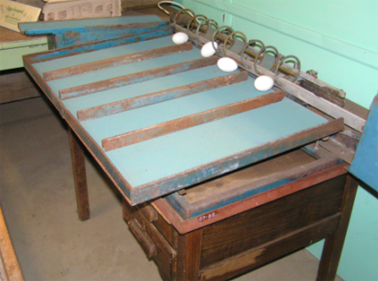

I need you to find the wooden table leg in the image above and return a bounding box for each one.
[316,175,358,281]
[176,229,202,281]
[68,128,90,221]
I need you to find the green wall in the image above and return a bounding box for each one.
[177,1,378,280]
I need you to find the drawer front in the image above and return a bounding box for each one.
[200,175,346,269]
[123,200,176,280]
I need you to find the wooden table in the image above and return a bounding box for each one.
[21,13,358,280]
[69,129,357,281]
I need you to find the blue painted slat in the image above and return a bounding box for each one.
[28,29,172,62]
[54,21,168,48]
[19,15,162,35]
[350,94,378,192]
[33,36,174,73]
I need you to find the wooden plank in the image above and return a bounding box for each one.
[153,164,347,234]
[102,90,285,151]
[77,71,249,121]
[44,42,193,81]
[59,56,218,100]
[0,207,24,281]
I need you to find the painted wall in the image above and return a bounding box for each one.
[177,1,378,280]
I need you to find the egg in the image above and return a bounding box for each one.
[254,75,274,91]
[172,32,189,45]
[201,42,218,57]
[217,57,238,72]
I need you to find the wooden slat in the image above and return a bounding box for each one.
[59,56,218,100]
[77,71,249,121]
[43,42,193,81]
[102,90,285,151]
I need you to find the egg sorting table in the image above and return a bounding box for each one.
[22,10,368,281]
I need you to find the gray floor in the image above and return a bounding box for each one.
[0,95,344,281]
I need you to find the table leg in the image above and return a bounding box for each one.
[316,175,358,281]
[68,127,90,221]
[176,229,202,281]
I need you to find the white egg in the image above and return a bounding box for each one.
[201,42,218,57]
[217,57,238,72]
[172,32,189,45]
[254,75,274,91]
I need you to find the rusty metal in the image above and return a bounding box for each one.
[59,56,219,100]
[77,71,249,121]
[43,42,193,81]
[299,80,346,107]
[102,90,285,151]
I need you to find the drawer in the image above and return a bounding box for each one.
[123,200,176,281]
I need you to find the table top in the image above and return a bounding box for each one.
[24,26,343,205]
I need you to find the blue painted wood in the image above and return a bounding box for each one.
[54,21,168,48]
[19,15,162,35]
[46,49,203,94]
[62,66,233,113]
[34,36,175,72]
[25,33,333,204]
[350,94,378,192]
[29,29,172,62]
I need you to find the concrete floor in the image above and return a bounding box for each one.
[0,95,344,281]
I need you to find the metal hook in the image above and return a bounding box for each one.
[173,8,195,32]
[195,18,218,46]
[253,45,279,76]
[240,39,265,69]
[274,55,301,85]
[223,31,247,57]
[211,26,234,56]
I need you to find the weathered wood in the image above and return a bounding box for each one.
[77,71,249,121]
[43,42,193,81]
[128,219,157,258]
[175,230,202,281]
[102,89,285,151]
[0,207,24,281]
[68,128,90,221]
[199,215,341,281]
[200,175,346,268]
[316,175,358,281]
[123,199,176,280]
[59,56,218,100]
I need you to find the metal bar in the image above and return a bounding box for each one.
[102,90,285,151]
[77,71,249,121]
[44,42,193,81]
[59,56,218,100]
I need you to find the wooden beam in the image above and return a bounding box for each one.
[59,56,218,100]
[43,42,193,81]
[77,71,249,121]
[102,90,285,151]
